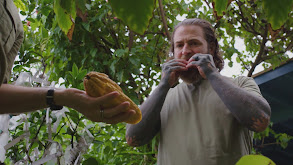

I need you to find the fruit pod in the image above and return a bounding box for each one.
[83,72,142,124]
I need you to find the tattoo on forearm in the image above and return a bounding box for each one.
[126,135,140,147]
[249,112,270,132]
[208,73,271,132]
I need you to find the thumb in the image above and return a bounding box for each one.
[197,67,207,79]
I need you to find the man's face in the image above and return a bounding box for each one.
[173,25,210,84]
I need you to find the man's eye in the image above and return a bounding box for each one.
[176,44,183,48]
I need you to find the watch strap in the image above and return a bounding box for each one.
[46,89,63,110]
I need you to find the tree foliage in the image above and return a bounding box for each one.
[5,0,293,164]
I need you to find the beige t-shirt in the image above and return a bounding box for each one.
[158,76,263,165]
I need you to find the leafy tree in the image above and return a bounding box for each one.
[4,0,293,164]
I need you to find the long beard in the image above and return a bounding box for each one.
[179,68,203,85]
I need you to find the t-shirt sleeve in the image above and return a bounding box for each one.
[235,76,263,98]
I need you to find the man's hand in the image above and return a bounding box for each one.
[161,59,188,87]
[57,89,136,124]
[186,54,217,79]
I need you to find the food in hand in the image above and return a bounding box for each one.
[83,71,142,124]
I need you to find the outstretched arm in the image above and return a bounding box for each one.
[126,59,188,146]
[0,84,135,124]
[187,54,271,132]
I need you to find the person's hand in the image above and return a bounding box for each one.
[57,89,136,124]
[161,59,188,87]
[186,54,217,79]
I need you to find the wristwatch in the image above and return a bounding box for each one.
[46,89,63,110]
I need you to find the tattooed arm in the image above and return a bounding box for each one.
[187,54,271,132]
[126,59,188,146]
[126,83,169,146]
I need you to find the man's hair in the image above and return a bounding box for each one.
[170,18,224,71]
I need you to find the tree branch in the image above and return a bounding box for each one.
[100,36,115,48]
[53,123,66,140]
[91,35,112,55]
[71,117,81,148]
[237,55,250,72]
[285,40,293,52]
[128,30,134,51]
[203,0,211,9]
[103,17,120,49]
[247,24,268,77]
[235,1,261,36]
[158,0,171,41]
[27,114,46,162]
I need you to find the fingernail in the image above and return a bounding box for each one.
[124,101,130,106]
[112,91,119,95]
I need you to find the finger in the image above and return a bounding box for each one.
[188,54,201,63]
[188,53,213,63]
[186,61,207,79]
[168,59,188,64]
[103,101,130,118]
[171,66,188,72]
[162,66,188,77]
[103,110,136,124]
[168,61,187,67]
[95,91,120,104]
[186,60,201,68]
[198,67,207,79]
[164,60,188,69]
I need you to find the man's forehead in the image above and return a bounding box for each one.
[175,37,201,42]
[174,25,204,40]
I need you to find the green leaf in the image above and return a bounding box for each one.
[77,69,88,80]
[27,18,35,23]
[82,22,90,31]
[115,49,126,57]
[20,11,26,15]
[72,63,79,77]
[129,58,140,68]
[90,48,98,57]
[54,0,75,34]
[13,0,27,11]
[76,0,87,13]
[262,0,293,30]
[66,127,74,135]
[41,27,49,38]
[83,157,99,165]
[120,150,156,155]
[228,61,233,67]
[66,109,80,124]
[213,0,229,16]
[117,70,124,82]
[236,57,241,63]
[236,155,276,165]
[109,0,156,35]
[60,0,76,18]
[110,59,119,74]
[29,143,39,155]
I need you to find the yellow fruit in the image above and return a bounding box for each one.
[83,72,142,124]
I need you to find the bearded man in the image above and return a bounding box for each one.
[126,18,271,165]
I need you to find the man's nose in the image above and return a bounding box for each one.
[181,44,192,60]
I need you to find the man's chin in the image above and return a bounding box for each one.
[179,68,202,84]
